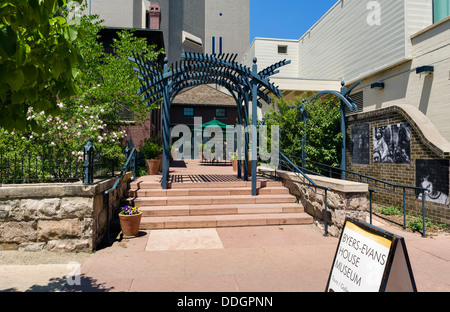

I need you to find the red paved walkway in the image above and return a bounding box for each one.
[62,161,450,292]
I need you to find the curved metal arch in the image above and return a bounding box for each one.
[181,53,288,99]
[129,51,290,192]
[311,90,357,112]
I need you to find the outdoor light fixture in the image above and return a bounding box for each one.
[371,82,384,89]
[416,66,434,75]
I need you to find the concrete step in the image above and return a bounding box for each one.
[140,212,314,230]
[132,194,297,207]
[129,180,283,191]
[140,202,305,217]
[128,186,289,197]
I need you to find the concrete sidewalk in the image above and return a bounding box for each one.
[1,216,449,292]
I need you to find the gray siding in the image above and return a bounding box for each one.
[205,0,250,60]
[297,0,407,83]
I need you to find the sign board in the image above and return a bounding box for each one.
[326,217,417,292]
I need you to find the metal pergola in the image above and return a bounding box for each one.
[129,52,290,195]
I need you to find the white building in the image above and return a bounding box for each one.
[86,0,250,64]
[242,0,450,142]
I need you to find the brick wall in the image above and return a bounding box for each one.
[346,105,450,226]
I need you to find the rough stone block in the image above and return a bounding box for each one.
[60,197,93,219]
[38,219,82,241]
[46,239,91,252]
[0,200,19,219]
[18,198,61,221]
[0,221,37,243]
[18,242,46,252]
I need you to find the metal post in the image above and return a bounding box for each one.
[83,138,95,185]
[161,58,170,190]
[324,188,328,237]
[251,58,258,196]
[422,190,426,238]
[237,95,243,179]
[403,187,406,230]
[340,81,347,180]
[243,92,250,181]
[369,189,376,225]
[301,99,307,169]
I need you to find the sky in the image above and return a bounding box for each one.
[250,0,338,43]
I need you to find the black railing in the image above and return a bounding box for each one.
[280,153,429,237]
[103,138,137,244]
[0,151,121,184]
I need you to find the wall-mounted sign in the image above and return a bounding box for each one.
[415,159,450,205]
[326,217,417,292]
[352,124,370,165]
[373,123,411,164]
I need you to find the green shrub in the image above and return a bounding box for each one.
[378,205,402,216]
[141,140,162,160]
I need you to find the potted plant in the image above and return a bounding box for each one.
[142,140,162,175]
[118,206,142,237]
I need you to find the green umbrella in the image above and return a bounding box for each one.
[194,119,236,133]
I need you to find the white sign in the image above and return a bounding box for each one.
[327,218,417,292]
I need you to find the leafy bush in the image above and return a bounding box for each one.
[262,96,342,173]
[378,205,402,216]
[0,12,164,183]
[141,140,162,160]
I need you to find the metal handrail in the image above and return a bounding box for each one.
[103,143,137,244]
[268,149,332,236]
[282,153,429,237]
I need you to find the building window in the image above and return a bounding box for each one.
[219,37,223,55]
[216,108,226,118]
[433,0,450,23]
[212,36,216,55]
[278,45,288,54]
[183,107,195,117]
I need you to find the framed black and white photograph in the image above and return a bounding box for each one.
[373,123,411,164]
[416,159,449,205]
[352,124,370,165]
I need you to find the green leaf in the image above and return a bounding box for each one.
[25,87,37,101]
[0,26,17,57]
[11,91,25,104]
[67,26,78,41]
[7,70,25,91]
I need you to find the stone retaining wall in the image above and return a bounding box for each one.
[0,173,132,252]
[259,167,368,237]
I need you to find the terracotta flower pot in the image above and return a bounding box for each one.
[146,159,160,175]
[119,212,142,237]
[232,159,237,171]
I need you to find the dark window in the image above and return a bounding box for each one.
[219,37,223,55]
[216,108,226,118]
[278,45,288,54]
[183,107,195,117]
[119,107,135,121]
[212,36,216,55]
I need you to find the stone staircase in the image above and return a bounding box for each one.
[126,177,313,230]
[125,177,314,230]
